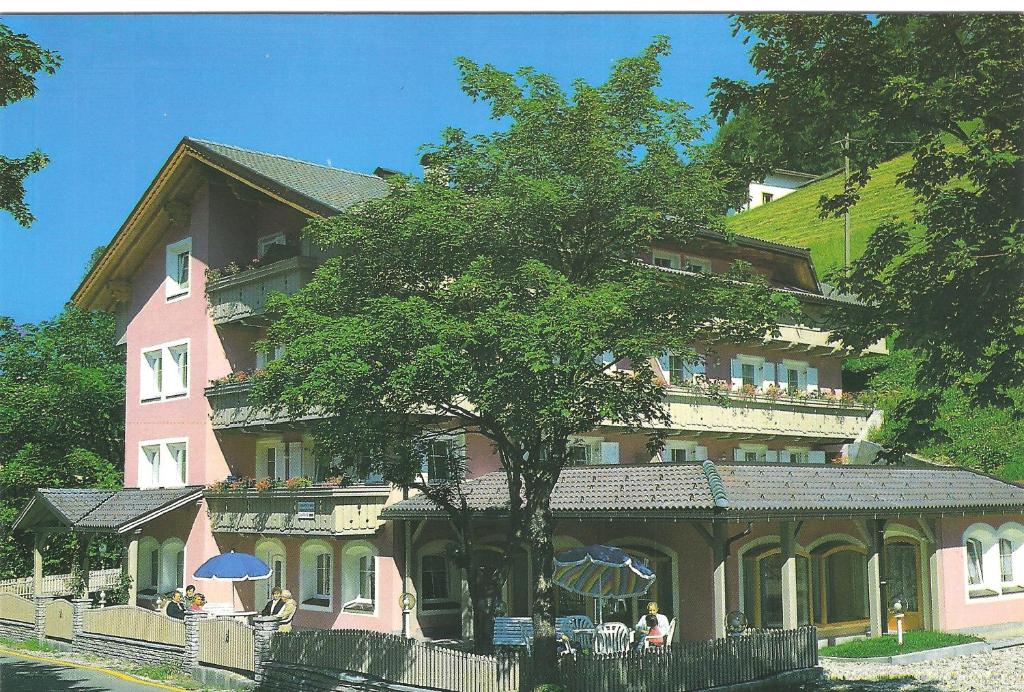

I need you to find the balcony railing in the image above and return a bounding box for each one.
[205,380,325,429]
[205,256,317,325]
[659,384,877,440]
[205,484,398,537]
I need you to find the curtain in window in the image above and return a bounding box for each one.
[1000,538,1014,583]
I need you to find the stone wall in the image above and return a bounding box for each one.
[0,618,34,642]
[74,631,185,668]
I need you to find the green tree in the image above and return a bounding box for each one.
[0,306,125,579]
[0,21,61,227]
[252,38,787,677]
[710,14,1024,451]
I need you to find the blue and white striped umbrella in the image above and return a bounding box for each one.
[553,545,655,623]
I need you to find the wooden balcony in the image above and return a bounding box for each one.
[205,485,400,537]
[205,381,326,430]
[206,256,317,326]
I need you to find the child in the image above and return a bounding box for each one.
[644,613,665,647]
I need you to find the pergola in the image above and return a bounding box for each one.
[13,486,204,600]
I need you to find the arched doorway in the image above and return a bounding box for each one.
[885,539,923,631]
[255,539,287,607]
[602,545,675,627]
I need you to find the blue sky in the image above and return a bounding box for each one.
[0,14,756,323]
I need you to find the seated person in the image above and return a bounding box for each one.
[164,590,186,620]
[635,601,670,646]
[189,593,207,612]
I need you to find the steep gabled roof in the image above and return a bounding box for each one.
[186,139,388,215]
[73,137,389,311]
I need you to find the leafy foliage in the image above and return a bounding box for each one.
[0,21,61,227]
[0,306,125,579]
[711,14,1024,449]
[848,350,1024,479]
[252,38,787,673]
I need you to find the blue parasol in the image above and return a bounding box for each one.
[193,550,271,581]
[553,545,656,624]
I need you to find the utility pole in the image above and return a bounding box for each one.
[844,132,851,272]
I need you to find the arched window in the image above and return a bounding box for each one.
[995,522,1024,595]
[741,542,812,628]
[341,541,377,613]
[255,539,287,606]
[963,523,998,599]
[160,538,185,593]
[299,540,333,611]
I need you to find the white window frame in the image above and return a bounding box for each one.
[137,438,188,489]
[257,232,287,259]
[661,440,708,463]
[420,433,466,483]
[138,537,161,591]
[666,353,704,386]
[996,523,1024,595]
[683,256,712,274]
[165,237,192,301]
[341,541,378,615]
[963,523,1001,600]
[140,339,190,403]
[255,344,286,370]
[567,435,605,466]
[783,447,810,464]
[736,443,769,464]
[299,540,334,612]
[652,250,681,270]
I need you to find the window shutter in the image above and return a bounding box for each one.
[808,450,827,464]
[300,444,315,478]
[695,445,708,461]
[779,450,791,463]
[761,362,776,391]
[806,367,819,393]
[730,358,743,390]
[600,442,619,465]
[165,249,177,293]
[657,448,669,463]
[275,443,287,480]
[733,448,745,462]
[256,350,268,370]
[764,450,779,463]
[658,352,671,382]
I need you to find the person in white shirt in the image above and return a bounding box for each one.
[635,601,670,638]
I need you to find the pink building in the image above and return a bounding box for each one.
[16,137,1024,644]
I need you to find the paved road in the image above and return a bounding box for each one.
[0,652,182,692]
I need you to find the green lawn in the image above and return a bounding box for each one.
[819,630,982,658]
[725,152,918,274]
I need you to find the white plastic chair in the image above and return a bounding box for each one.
[593,622,631,654]
[563,614,594,637]
[665,618,676,647]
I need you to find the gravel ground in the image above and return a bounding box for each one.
[817,647,1024,691]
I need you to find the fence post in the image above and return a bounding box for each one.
[33,595,55,643]
[183,611,202,673]
[70,597,92,644]
[253,615,281,685]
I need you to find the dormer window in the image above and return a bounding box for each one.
[165,238,191,300]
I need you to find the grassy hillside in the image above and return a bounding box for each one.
[725,152,918,274]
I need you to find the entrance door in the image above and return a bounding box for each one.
[885,541,923,631]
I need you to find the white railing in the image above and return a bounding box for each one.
[0,568,122,597]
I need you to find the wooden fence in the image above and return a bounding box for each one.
[556,627,819,692]
[43,599,74,641]
[0,568,121,597]
[198,617,255,673]
[267,629,519,692]
[0,593,35,624]
[83,605,185,647]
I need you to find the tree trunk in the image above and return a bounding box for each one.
[527,499,558,687]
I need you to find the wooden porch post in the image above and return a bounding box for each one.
[712,521,728,638]
[125,530,140,606]
[866,519,884,638]
[32,532,46,596]
[780,521,798,630]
